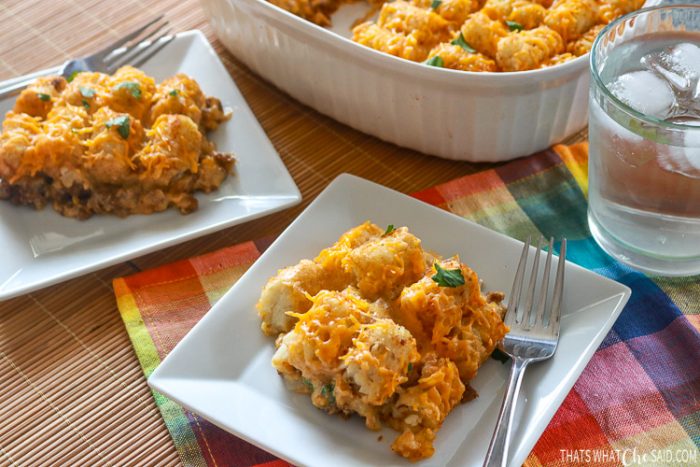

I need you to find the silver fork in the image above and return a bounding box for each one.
[0,15,173,99]
[483,236,567,467]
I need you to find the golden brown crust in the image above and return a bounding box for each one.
[461,11,509,58]
[567,23,605,56]
[543,0,599,43]
[496,26,564,71]
[597,0,644,24]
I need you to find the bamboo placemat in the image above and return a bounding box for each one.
[0,0,585,464]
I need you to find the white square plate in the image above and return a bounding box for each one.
[149,174,631,467]
[0,30,300,300]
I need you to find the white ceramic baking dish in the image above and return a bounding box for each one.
[199,0,655,162]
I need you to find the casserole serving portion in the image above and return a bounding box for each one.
[200,0,655,161]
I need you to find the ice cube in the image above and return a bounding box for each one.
[664,43,700,75]
[658,118,700,179]
[608,70,676,119]
[642,43,700,112]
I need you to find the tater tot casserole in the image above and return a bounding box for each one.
[268,0,644,71]
[257,222,509,460]
[0,66,234,219]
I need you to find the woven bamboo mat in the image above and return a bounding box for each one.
[0,0,586,464]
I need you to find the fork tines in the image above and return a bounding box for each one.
[98,16,173,73]
[506,236,567,333]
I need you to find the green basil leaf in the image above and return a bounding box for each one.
[506,20,524,32]
[302,378,313,391]
[424,56,444,68]
[451,33,476,53]
[37,93,51,101]
[105,115,130,139]
[67,70,82,83]
[82,99,90,110]
[384,224,395,235]
[431,0,442,9]
[169,89,179,97]
[114,81,142,99]
[79,86,95,98]
[407,362,413,372]
[432,262,465,287]
[321,383,336,406]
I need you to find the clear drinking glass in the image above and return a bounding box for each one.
[588,5,700,276]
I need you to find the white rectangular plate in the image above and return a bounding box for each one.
[0,30,300,300]
[149,174,631,467]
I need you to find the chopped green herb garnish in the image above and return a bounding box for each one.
[424,56,444,68]
[432,262,465,288]
[384,224,395,235]
[81,99,90,110]
[506,20,524,32]
[169,89,179,97]
[321,383,336,406]
[302,378,313,391]
[67,70,82,82]
[79,86,95,98]
[407,362,413,372]
[451,33,476,53]
[37,93,50,101]
[105,115,130,139]
[431,0,442,9]
[491,348,510,364]
[114,81,142,99]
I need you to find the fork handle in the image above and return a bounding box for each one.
[483,357,530,467]
[0,65,62,100]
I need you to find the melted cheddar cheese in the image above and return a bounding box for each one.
[259,222,508,460]
[269,0,645,71]
[0,67,234,219]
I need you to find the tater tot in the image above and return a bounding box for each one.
[57,71,111,115]
[108,66,156,122]
[460,12,509,58]
[343,226,426,300]
[508,1,547,29]
[427,43,498,71]
[543,0,599,42]
[567,23,605,56]
[268,0,337,26]
[379,1,451,45]
[598,0,644,24]
[482,0,545,27]
[257,259,327,336]
[13,76,66,119]
[83,107,143,185]
[148,74,206,127]
[481,0,513,19]
[496,26,564,71]
[342,320,420,405]
[136,114,202,184]
[353,22,433,62]
[0,112,42,178]
[414,0,480,27]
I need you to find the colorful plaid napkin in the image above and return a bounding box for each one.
[114,144,700,466]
